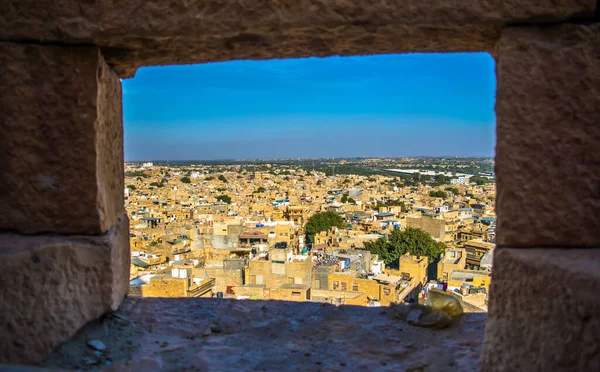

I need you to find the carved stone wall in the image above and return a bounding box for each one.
[0,0,599,368]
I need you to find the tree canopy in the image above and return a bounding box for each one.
[305,211,345,243]
[429,190,447,199]
[445,187,460,196]
[375,199,405,212]
[126,184,136,190]
[216,194,231,204]
[218,175,228,183]
[363,227,446,268]
[180,177,191,184]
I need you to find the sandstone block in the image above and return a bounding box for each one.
[481,248,600,371]
[0,1,596,77]
[495,24,600,247]
[0,217,130,364]
[0,43,124,234]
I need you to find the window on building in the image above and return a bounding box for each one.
[352,284,359,292]
[383,288,391,295]
[333,281,339,290]
[291,291,301,298]
[341,282,347,291]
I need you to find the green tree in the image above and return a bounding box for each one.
[429,190,447,199]
[375,199,405,212]
[180,177,191,184]
[216,194,231,204]
[205,176,215,181]
[445,187,460,196]
[363,227,446,268]
[218,175,228,183]
[150,182,164,188]
[471,176,491,186]
[305,211,345,243]
[255,186,266,193]
[341,195,349,203]
[127,184,136,191]
[348,197,356,204]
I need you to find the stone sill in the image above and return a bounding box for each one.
[39,298,485,371]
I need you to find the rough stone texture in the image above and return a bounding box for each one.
[0,1,595,77]
[0,43,124,235]
[0,217,130,364]
[41,297,486,371]
[481,248,600,371]
[495,24,600,247]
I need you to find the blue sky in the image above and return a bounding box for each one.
[123,53,496,161]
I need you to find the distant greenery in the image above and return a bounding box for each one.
[341,195,356,204]
[466,193,476,198]
[127,185,136,191]
[150,182,164,188]
[471,176,492,186]
[375,199,406,212]
[216,194,231,204]
[218,175,228,183]
[216,187,226,192]
[205,176,215,181]
[306,211,345,243]
[363,227,446,268]
[125,171,148,178]
[429,190,448,199]
[180,177,191,184]
[445,187,460,196]
[255,186,266,193]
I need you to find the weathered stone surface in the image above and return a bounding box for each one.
[495,24,600,247]
[0,1,595,77]
[41,297,486,371]
[0,43,124,234]
[481,248,600,371]
[0,217,130,364]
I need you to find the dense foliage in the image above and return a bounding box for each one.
[218,175,228,183]
[180,177,191,184]
[375,199,406,212]
[341,195,356,204]
[125,170,148,178]
[306,211,345,243]
[363,227,446,268]
[126,185,136,190]
[216,194,232,204]
[429,190,448,199]
[445,187,460,196]
[470,176,492,185]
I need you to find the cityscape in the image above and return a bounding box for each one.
[125,156,495,311]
